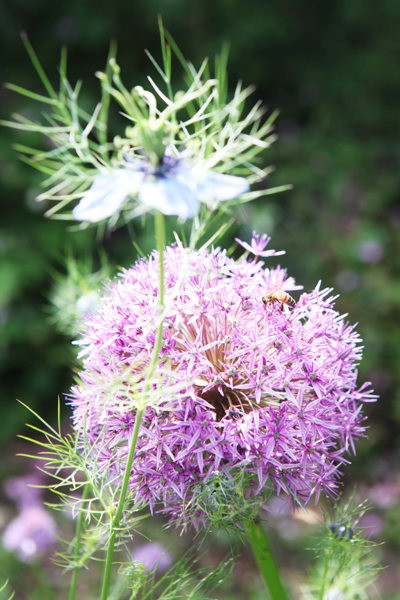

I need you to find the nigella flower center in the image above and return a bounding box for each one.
[133,153,181,179]
[150,155,180,178]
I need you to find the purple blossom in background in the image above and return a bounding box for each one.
[2,472,57,561]
[359,513,385,538]
[4,474,43,511]
[70,233,376,529]
[2,506,57,562]
[358,240,384,264]
[131,542,173,573]
[369,479,400,509]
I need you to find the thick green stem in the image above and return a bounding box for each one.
[247,519,289,600]
[69,483,90,600]
[99,210,166,600]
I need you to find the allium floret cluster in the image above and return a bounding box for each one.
[70,234,375,529]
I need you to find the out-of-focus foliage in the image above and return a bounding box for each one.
[47,251,113,338]
[1,5,400,599]
[1,0,400,460]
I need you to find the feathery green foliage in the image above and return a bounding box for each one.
[302,497,382,600]
[1,25,288,232]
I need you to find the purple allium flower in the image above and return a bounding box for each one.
[131,542,173,573]
[2,471,57,562]
[359,513,384,538]
[2,506,57,562]
[358,240,384,264]
[4,474,43,512]
[70,233,376,529]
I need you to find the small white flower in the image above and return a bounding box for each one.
[72,170,142,222]
[139,176,200,219]
[195,171,250,201]
[73,153,249,222]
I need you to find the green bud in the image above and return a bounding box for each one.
[109,58,120,74]
[95,71,107,81]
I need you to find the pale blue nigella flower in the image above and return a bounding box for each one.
[73,152,250,222]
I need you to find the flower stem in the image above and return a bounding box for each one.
[69,483,90,600]
[144,210,166,388]
[247,519,289,600]
[99,210,166,600]
[319,546,332,600]
[100,405,144,600]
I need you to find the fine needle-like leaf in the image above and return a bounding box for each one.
[98,40,118,148]
[20,31,58,101]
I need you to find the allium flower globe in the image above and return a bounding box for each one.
[70,233,375,529]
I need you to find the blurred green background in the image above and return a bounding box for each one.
[2,0,400,454]
[1,0,400,597]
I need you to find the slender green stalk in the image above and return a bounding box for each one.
[99,209,166,600]
[247,519,289,600]
[20,32,59,101]
[100,405,145,600]
[98,40,118,148]
[69,483,90,600]
[319,546,333,600]
[143,210,166,391]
